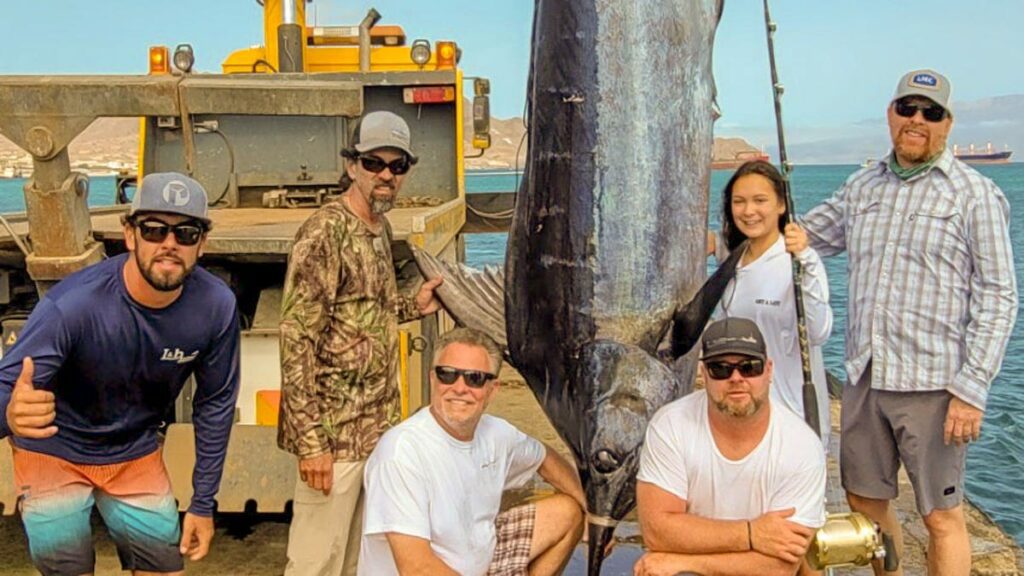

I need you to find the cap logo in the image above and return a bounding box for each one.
[163,181,191,207]
[714,335,758,345]
[911,73,938,88]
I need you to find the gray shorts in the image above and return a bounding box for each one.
[840,373,967,516]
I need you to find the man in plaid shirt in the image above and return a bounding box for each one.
[802,69,1017,575]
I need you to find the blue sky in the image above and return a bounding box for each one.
[2,0,1023,155]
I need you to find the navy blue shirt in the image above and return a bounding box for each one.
[0,253,240,516]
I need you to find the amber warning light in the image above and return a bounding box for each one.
[402,86,456,104]
[436,41,457,69]
[149,46,170,75]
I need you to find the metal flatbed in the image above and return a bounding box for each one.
[0,197,466,262]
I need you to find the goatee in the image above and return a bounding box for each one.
[137,251,194,292]
[371,195,396,214]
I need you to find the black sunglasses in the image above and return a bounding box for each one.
[434,366,496,388]
[359,154,412,176]
[894,98,947,123]
[134,219,205,246]
[704,358,765,380]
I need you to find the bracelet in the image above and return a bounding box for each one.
[747,520,753,551]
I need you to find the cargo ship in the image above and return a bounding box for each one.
[711,149,770,170]
[954,143,1013,164]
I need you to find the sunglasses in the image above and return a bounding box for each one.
[704,358,765,380]
[893,98,947,123]
[359,154,412,175]
[134,219,205,246]
[434,366,496,388]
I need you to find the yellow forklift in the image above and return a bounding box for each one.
[0,0,492,514]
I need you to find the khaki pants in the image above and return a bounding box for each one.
[284,460,366,576]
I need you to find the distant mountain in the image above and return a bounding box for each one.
[0,118,138,174]
[24,92,1015,169]
[464,104,528,170]
[777,94,1024,165]
[0,117,138,156]
[947,94,1024,156]
[464,104,761,169]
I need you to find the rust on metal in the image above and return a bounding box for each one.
[178,76,363,116]
[0,75,180,158]
[162,423,297,513]
[25,243,104,282]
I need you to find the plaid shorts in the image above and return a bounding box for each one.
[486,503,536,576]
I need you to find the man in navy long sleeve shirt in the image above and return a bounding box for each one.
[0,172,240,576]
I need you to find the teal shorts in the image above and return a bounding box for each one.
[14,448,183,575]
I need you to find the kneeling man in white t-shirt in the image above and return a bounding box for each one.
[634,317,826,576]
[359,327,585,576]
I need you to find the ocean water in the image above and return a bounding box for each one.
[460,164,1024,546]
[1,167,1022,545]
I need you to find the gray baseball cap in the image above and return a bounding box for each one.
[130,172,211,225]
[353,111,417,161]
[892,69,952,112]
[701,317,767,362]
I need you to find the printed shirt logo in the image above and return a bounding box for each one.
[161,348,199,364]
[911,73,938,88]
[162,181,191,207]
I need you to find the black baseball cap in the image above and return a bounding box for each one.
[701,318,767,362]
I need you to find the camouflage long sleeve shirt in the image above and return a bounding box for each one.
[277,200,420,461]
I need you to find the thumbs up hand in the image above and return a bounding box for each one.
[5,358,57,439]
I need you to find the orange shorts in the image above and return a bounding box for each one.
[13,447,182,575]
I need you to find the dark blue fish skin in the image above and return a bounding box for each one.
[506,0,724,573]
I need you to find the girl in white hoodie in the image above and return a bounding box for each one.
[711,161,834,440]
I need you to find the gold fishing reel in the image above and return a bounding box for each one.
[806,512,898,571]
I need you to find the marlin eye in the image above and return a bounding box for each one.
[592,449,622,474]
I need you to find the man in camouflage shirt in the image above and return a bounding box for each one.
[278,111,441,576]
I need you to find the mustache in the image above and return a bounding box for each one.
[900,123,929,137]
[153,253,184,265]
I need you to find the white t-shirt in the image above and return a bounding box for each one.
[359,409,546,576]
[715,235,833,438]
[637,390,826,528]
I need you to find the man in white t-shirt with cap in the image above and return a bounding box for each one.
[634,317,826,576]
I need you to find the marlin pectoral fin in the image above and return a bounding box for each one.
[670,240,747,358]
[410,245,509,350]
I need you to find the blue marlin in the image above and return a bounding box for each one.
[415,0,729,572]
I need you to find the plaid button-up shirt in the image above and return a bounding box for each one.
[801,149,1017,410]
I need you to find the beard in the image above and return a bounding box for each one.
[137,251,195,292]
[370,192,396,214]
[895,141,930,164]
[712,390,766,418]
[894,124,941,165]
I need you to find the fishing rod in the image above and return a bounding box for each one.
[761,0,820,438]
[759,15,899,574]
